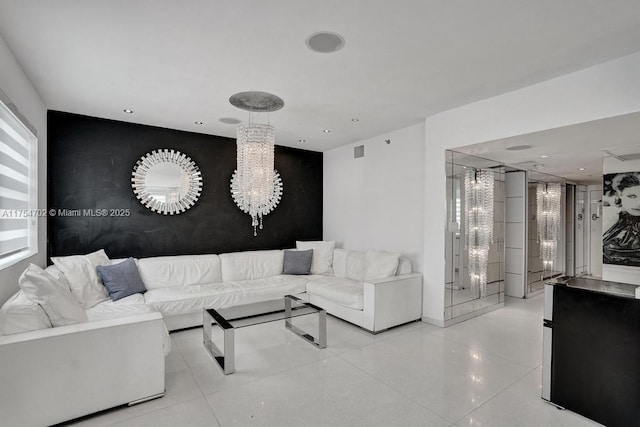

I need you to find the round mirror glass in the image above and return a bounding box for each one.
[131,149,202,215]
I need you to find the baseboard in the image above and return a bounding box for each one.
[423,302,505,328]
[421,316,445,328]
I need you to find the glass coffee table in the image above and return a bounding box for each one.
[203,295,327,374]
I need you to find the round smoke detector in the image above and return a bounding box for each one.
[306,31,345,53]
[229,91,284,112]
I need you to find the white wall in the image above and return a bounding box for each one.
[602,157,640,285]
[0,35,47,306]
[323,122,425,272]
[423,52,640,322]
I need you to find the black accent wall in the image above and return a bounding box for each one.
[47,111,322,259]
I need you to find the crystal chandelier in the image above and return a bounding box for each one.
[228,92,284,236]
[536,183,561,272]
[464,169,494,299]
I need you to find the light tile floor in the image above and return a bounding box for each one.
[63,295,601,427]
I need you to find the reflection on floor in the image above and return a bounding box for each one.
[62,295,600,427]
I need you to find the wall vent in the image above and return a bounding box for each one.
[354,145,364,158]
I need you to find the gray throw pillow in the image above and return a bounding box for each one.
[96,258,147,301]
[283,249,313,275]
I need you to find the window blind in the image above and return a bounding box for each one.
[0,100,36,258]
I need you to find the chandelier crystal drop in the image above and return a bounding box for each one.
[464,169,494,299]
[536,183,561,272]
[230,123,283,236]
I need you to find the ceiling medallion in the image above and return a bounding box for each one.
[229,91,284,113]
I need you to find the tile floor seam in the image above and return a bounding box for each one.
[334,351,453,424]
[202,394,223,427]
[451,364,541,425]
[173,335,209,400]
[199,352,341,399]
[107,396,210,427]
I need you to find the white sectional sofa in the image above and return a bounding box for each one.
[0,244,422,426]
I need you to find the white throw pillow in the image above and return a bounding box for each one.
[18,264,88,327]
[51,249,111,308]
[345,251,366,281]
[296,240,335,275]
[365,250,400,281]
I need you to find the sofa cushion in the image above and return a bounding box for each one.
[97,258,147,301]
[219,250,284,282]
[306,276,364,310]
[296,241,335,275]
[51,249,111,308]
[0,290,52,335]
[365,250,400,281]
[332,249,349,278]
[345,251,366,282]
[397,256,412,275]
[85,302,171,356]
[85,302,161,322]
[144,275,307,316]
[137,254,222,289]
[283,249,313,275]
[18,264,88,327]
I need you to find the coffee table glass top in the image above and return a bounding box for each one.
[203,295,327,374]
[205,295,322,329]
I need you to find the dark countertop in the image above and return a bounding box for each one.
[547,276,640,299]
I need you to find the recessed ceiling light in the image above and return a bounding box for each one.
[306,31,345,53]
[506,145,531,151]
[298,139,306,143]
[351,118,359,122]
[541,155,549,158]
[533,164,545,170]
[194,121,203,125]
[123,109,133,114]
[219,117,242,125]
[578,167,586,171]
[322,129,331,133]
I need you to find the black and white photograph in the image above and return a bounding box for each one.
[603,172,640,266]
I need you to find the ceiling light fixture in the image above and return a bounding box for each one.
[194,121,203,125]
[464,169,494,299]
[322,129,331,133]
[351,118,359,122]
[229,91,284,236]
[123,109,133,114]
[578,167,586,171]
[537,183,562,273]
[298,139,306,143]
[541,155,549,158]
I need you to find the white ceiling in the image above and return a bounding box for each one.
[454,112,640,184]
[1,1,640,164]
